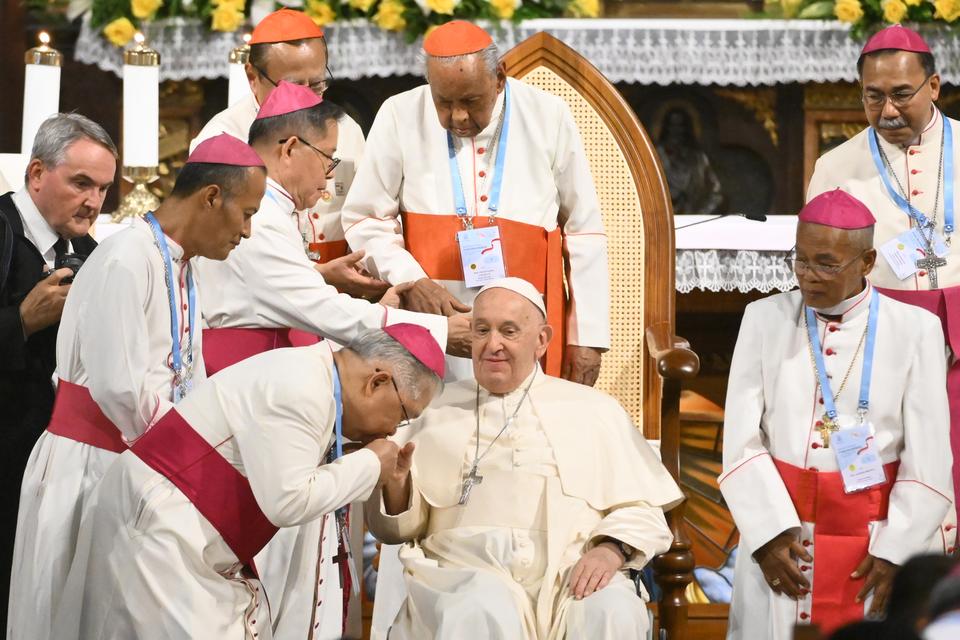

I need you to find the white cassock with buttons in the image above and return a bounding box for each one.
[720,285,955,640]
[10,217,206,640]
[365,368,682,640]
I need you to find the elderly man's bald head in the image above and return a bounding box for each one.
[472,286,552,395]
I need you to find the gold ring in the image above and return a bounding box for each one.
[770,578,782,587]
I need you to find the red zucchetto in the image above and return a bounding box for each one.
[249,8,324,45]
[423,21,493,57]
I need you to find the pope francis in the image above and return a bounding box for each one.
[365,277,683,639]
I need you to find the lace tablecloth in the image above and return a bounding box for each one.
[676,249,797,293]
[75,18,960,85]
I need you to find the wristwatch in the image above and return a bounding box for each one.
[598,536,632,560]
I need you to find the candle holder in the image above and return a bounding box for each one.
[115,33,162,222]
[21,31,63,154]
[113,167,161,222]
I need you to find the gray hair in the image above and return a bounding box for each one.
[29,113,118,175]
[422,43,500,80]
[346,328,442,401]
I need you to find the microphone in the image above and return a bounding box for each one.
[675,212,767,231]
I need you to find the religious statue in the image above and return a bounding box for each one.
[655,107,724,215]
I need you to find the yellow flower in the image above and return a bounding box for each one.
[349,0,377,11]
[935,0,960,21]
[131,0,162,19]
[780,0,803,18]
[306,0,336,25]
[882,0,907,21]
[425,0,456,14]
[904,0,921,5]
[374,0,407,31]
[490,0,517,19]
[210,4,244,31]
[834,0,864,23]
[103,17,136,47]
[212,0,246,11]
[568,0,600,18]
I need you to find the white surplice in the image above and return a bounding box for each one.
[52,344,381,640]
[365,369,682,640]
[807,109,960,290]
[191,93,366,259]
[196,179,447,345]
[9,217,205,640]
[719,286,955,640]
[341,78,610,378]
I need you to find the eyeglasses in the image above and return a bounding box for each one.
[786,250,867,277]
[862,74,932,110]
[278,137,341,173]
[251,62,333,96]
[389,376,412,428]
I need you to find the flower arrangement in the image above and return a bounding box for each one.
[770,0,960,37]
[81,0,599,47]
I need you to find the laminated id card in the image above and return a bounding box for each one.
[832,424,887,493]
[879,227,949,280]
[457,226,507,288]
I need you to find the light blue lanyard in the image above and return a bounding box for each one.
[868,114,954,236]
[447,82,512,222]
[330,358,344,460]
[144,212,195,402]
[804,289,880,423]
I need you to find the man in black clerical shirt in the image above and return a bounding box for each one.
[0,113,116,628]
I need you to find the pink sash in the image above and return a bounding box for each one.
[203,327,321,376]
[46,380,126,453]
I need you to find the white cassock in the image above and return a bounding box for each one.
[719,286,955,640]
[9,217,205,640]
[341,77,610,380]
[52,344,381,640]
[191,93,365,263]
[807,108,960,290]
[365,368,683,640]
[194,177,445,640]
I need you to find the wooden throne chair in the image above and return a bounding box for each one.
[502,33,700,640]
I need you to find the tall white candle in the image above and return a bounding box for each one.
[122,33,160,169]
[228,34,252,108]
[21,32,62,154]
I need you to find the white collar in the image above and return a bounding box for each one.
[265,178,296,214]
[132,215,186,263]
[12,187,61,257]
[813,281,873,321]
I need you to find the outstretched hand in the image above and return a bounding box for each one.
[315,250,391,300]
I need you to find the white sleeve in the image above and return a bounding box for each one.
[233,383,382,528]
[870,316,953,564]
[341,100,430,284]
[78,259,169,441]
[584,501,673,571]
[553,101,610,350]
[364,482,430,544]
[718,303,802,553]
[236,212,447,347]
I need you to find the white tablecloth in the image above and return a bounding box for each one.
[74,18,960,86]
[675,215,798,294]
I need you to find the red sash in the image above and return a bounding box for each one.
[130,409,278,569]
[203,328,321,376]
[876,285,960,522]
[401,211,566,375]
[774,458,899,635]
[308,239,348,265]
[46,380,126,453]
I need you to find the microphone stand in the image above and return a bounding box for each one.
[675,212,768,231]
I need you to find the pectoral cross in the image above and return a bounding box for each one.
[458,465,483,505]
[818,414,840,449]
[331,546,350,589]
[916,254,948,290]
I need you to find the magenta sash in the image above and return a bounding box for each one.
[46,380,126,453]
[203,327,321,376]
[130,409,278,568]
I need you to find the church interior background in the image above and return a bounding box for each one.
[3,0,959,636]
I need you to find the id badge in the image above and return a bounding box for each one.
[879,228,950,280]
[832,423,887,494]
[457,226,507,288]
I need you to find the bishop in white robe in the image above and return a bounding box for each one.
[52,325,446,640]
[341,21,609,385]
[8,136,267,640]
[806,25,960,509]
[720,190,955,639]
[191,7,365,266]
[365,278,682,640]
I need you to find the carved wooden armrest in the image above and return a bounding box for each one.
[645,322,700,381]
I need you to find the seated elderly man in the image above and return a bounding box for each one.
[365,277,683,639]
[52,325,445,640]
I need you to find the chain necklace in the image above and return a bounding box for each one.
[458,368,536,505]
[452,95,507,228]
[876,122,946,251]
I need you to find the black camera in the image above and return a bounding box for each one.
[54,253,87,285]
